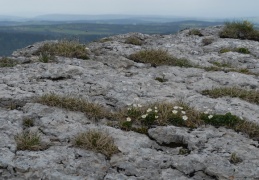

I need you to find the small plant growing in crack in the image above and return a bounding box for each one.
[230,152,242,164]
[155,74,168,83]
[22,118,35,128]
[15,130,46,151]
[178,148,191,155]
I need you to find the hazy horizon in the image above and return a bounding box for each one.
[0,0,258,19]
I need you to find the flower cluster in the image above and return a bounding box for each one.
[141,106,159,126]
[172,106,188,121]
[203,107,214,119]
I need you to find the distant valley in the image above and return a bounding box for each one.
[0,14,258,56]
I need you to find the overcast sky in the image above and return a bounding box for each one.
[0,0,258,18]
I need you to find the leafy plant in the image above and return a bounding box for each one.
[74,129,120,158]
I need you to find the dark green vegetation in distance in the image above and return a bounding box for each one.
[0,20,222,56]
[37,93,259,140]
[219,21,259,41]
[128,49,193,67]
[202,87,259,105]
[35,40,89,60]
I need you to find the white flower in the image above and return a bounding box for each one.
[141,114,147,118]
[155,110,158,113]
[179,107,183,110]
[204,111,209,114]
[133,104,137,107]
[172,110,178,114]
[182,115,188,121]
[181,111,186,114]
[127,108,131,110]
[154,106,158,110]
[137,104,142,108]
[208,115,213,119]
[155,116,159,119]
[126,117,131,122]
[173,106,179,109]
[147,108,152,113]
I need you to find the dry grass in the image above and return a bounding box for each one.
[202,38,214,45]
[35,40,89,60]
[188,29,203,36]
[202,87,259,105]
[74,129,119,158]
[15,130,44,151]
[37,94,108,120]
[128,49,193,67]
[0,57,17,67]
[125,36,143,45]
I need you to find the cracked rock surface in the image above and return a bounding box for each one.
[1,26,259,179]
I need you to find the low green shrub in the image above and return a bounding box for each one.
[219,21,259,41]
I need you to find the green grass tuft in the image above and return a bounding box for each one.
[128,49,193,67]
[15,130,44,151]
[35,40,89,60]
[0,57,17,67]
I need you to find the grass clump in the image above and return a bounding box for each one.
[22,118,35,128]
[235,47,250,54]
[15,130,43,151]
[229,152,242,164]
[202,38,214,45]
[202,87,259,105]
[128,49,193,67]
[188,29,203,36]
[219,21,259,41]
[219,47,250,54]
[35,40,89,60]
[38,52,56,63]
[37,94,108,120]
[74,129,119,158]
[0,57,17,67]
[125,36,143,45]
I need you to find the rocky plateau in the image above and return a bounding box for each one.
[1,25,259,180]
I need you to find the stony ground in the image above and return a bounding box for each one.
[1,26,259,179]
